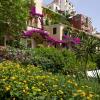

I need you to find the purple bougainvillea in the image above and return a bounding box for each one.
[30,6,36,15]
[23,29,81,45]
[23,28,48,36]
[73,37,80,44]
[63,35,80,44]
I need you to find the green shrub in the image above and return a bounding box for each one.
[61,49,79,75]
[33,47,66,72]
[95,53,100,69]
[33,56,54,71]
[4,47,82,74]
[5,47,96,75]
[0,61,99,100]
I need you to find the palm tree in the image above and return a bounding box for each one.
[75,34,100,77]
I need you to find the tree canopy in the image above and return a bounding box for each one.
[0,0,29,36]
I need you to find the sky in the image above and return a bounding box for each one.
[44,0,100,32]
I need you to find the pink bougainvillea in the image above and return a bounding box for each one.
[23,29,81,45]
[73,37,80,44]
[63,34,80,44]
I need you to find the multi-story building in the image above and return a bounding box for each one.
[23,0,65,48]
[22,0,81,48]
[71,14,93,33]
[22,0,45,48]
[47,0,75,15]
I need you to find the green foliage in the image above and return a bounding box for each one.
[0,61,99,100]
[45,18,49,25]
[75,34,100,71]
[33,47,65,73]
[43,7,70,25]
[4,46,97,75]
[4,47,78,73]
[95,53,100,69]
[0,0,29,36]
[61,49,78,75]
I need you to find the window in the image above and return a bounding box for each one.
[64,32,67,35]
[56,7,58,12]
[53,28,57,34]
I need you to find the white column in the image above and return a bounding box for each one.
[31,39,36,48]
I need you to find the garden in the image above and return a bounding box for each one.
[0,0,100,100]
[0,46,100,100]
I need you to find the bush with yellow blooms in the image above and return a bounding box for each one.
[0,61,99,100]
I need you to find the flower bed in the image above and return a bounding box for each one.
[0,61,99,100]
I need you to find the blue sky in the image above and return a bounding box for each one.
[44,0,100,32]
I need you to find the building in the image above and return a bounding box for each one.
[47,0,75,15]
[44,23,65,41]
[71,14,93,33]
[22,0,45,48]
[23,0,67,48]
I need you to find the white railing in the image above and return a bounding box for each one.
[87,70,100,78]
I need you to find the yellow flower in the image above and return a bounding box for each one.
[73,93,78,97]
[73,83,78,87]
[80,92,86,97]
[36,88,41,92]
[23,89,26,93]
[87,97,92,100]
[16,64,20,68]
[60,98,63,100]
[25,86,29,90]
[5,85,11,91]
[77,89,83,93]
[88,93,94,98]
[32,86,41,92]
[23,80,27,83]
[32,86,35,90]
[67,80,73,84]
[10,76,16,80]
[27,71,31,73]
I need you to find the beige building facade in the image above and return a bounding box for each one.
[44,24,65,41]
